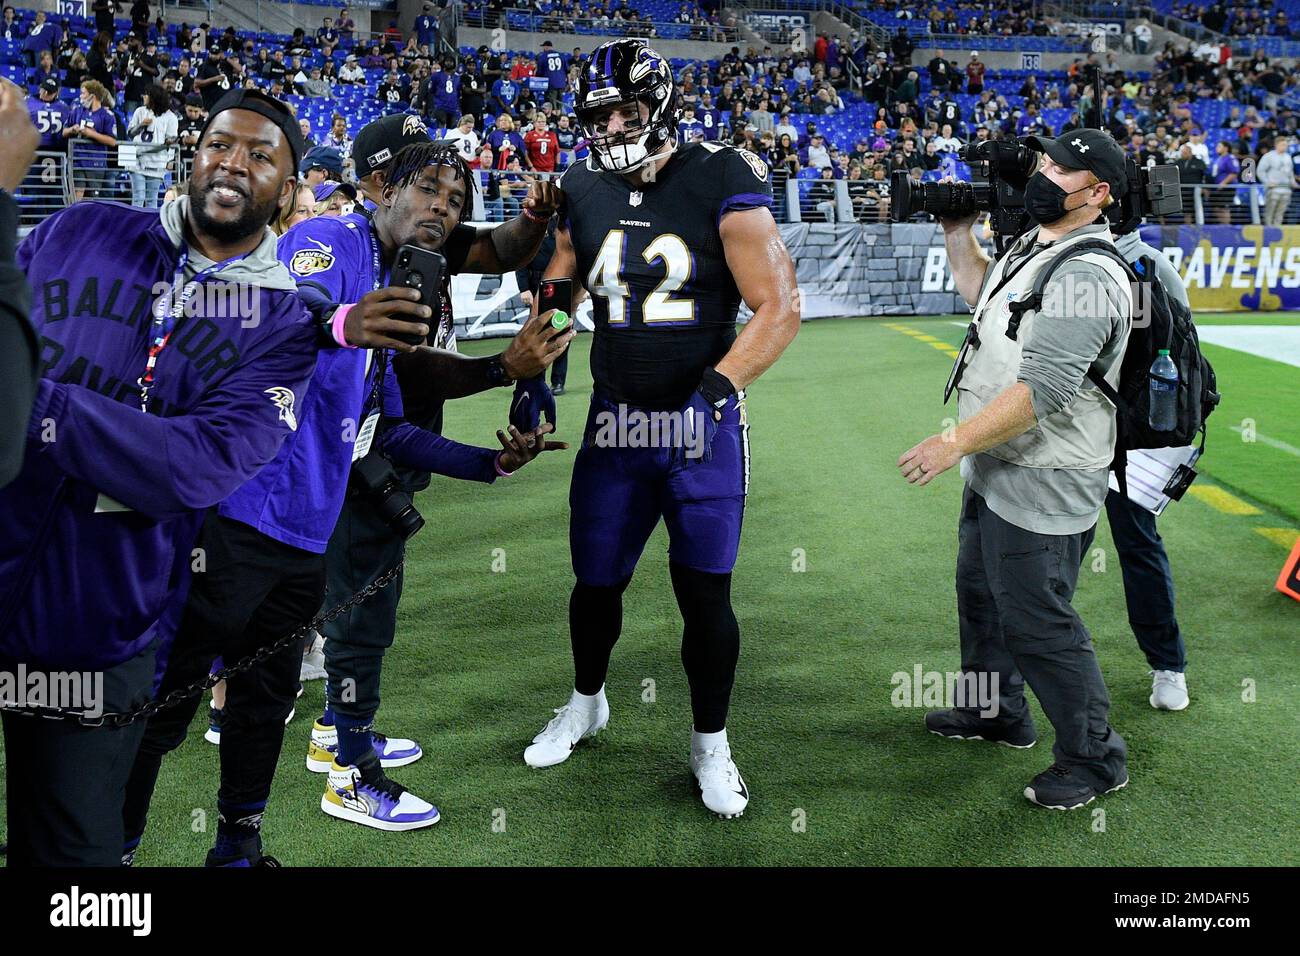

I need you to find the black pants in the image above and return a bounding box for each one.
[322,495,406,722]
[550,344,569,389]
[2,644,156,866]
[122,513,325,847]
[955,486,1127,791]
[1104,489,1185,672]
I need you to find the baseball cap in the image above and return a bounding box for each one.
[204,89,308,171]
[313,181,358,204]
[1024,128,1129,197]
[351,113,434,179]
[300,145,344,176]
[40,77,59,94]
[185,93,204,108]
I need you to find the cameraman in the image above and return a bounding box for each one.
[898,129,1132,811]
[1108,216,1191,711]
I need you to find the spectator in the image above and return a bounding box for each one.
[966,51,986,96]
[524,112,558,173]
[317,17,339,58]
[805,132,831,170]
[63,80,116,201]
[486,111,525,170]
[340,55,365,85]
[272,182,315,237]
[1257,135,1298,225]
[1211,139,1239,223]
[22,9,60,70]
[324,114,352,156]
[415,3,439,50]
[337,7,355,43]
[446,113,480,163]
[176,93,206,166]
[377,70,407,106]
[302,67,333,99]
[125,85,178,208]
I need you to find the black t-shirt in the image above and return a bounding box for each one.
[390,221,476,490]
[262,60,287,83]
[559,143,773,408]
[125,52,157,101]
[197,59,232,109]
[177,114,205,162]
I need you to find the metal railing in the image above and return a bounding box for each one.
[16,151,72,227]
[458,10,740,44]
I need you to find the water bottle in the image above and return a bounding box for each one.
[1148,349,1179,432]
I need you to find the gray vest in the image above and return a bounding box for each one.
[957,226,1133,471]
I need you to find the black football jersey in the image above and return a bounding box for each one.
[559,142,773,409]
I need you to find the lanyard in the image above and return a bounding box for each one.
[139,247,247,413]
[363,224,388,419]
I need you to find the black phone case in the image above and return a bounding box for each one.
[389,245,446,346]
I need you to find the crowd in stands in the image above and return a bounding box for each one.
[7,0,1300,224]
[1167,1,1297,40]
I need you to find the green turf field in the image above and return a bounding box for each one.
[10,314,1297,867]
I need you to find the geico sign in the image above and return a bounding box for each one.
[747,14,808,28]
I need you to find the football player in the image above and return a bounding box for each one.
[522,40,800,819]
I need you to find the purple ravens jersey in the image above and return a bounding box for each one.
[26,95,72,150]
[558,141,772,409]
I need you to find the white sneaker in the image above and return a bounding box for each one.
[691,742,749,819]
[523,694,609,768]
[1150,670,1189,711]
[300,630,327,682]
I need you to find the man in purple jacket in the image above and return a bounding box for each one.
[0,89,318,867]
[120,140,570,862]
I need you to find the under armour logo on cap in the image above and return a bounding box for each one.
[1072,138,1090,153]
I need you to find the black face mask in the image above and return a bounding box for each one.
[1024,171,1094,225]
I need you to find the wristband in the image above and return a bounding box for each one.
[331,304,358,348]
[521,205,551,224]
[494,451,515,477]
[698,366,736,411]
[487,353,514,387]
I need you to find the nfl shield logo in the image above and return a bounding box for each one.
[629,191,643,207]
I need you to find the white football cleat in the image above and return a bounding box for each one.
[1150,670,1189,711]
[524,695,609,768]
[300,630,327,682]
[691,742,749,819]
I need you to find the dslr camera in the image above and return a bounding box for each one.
[351,449,426,540]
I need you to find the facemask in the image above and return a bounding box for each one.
[1024,171,1093,225]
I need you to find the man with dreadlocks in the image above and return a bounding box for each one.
[298,115,573,799]
[121,141,567,861]
[285,139,571,833]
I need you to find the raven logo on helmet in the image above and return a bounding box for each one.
[577,39,679,174]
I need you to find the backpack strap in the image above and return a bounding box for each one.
[1005,238,1136,342]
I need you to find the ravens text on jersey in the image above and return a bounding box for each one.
[558,142,773,409]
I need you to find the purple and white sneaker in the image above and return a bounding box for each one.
[320,757,441,832]
[306,720,423,773]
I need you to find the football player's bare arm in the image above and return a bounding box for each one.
[460,179,563,273]
[715,207,800,390]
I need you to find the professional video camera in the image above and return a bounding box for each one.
[889,138,1038,245]
[891,139,1184,250]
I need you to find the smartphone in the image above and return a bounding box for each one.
[389,245,446,347]
[537,277,573,335]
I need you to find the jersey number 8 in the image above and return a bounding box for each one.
[588,230,695,326]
